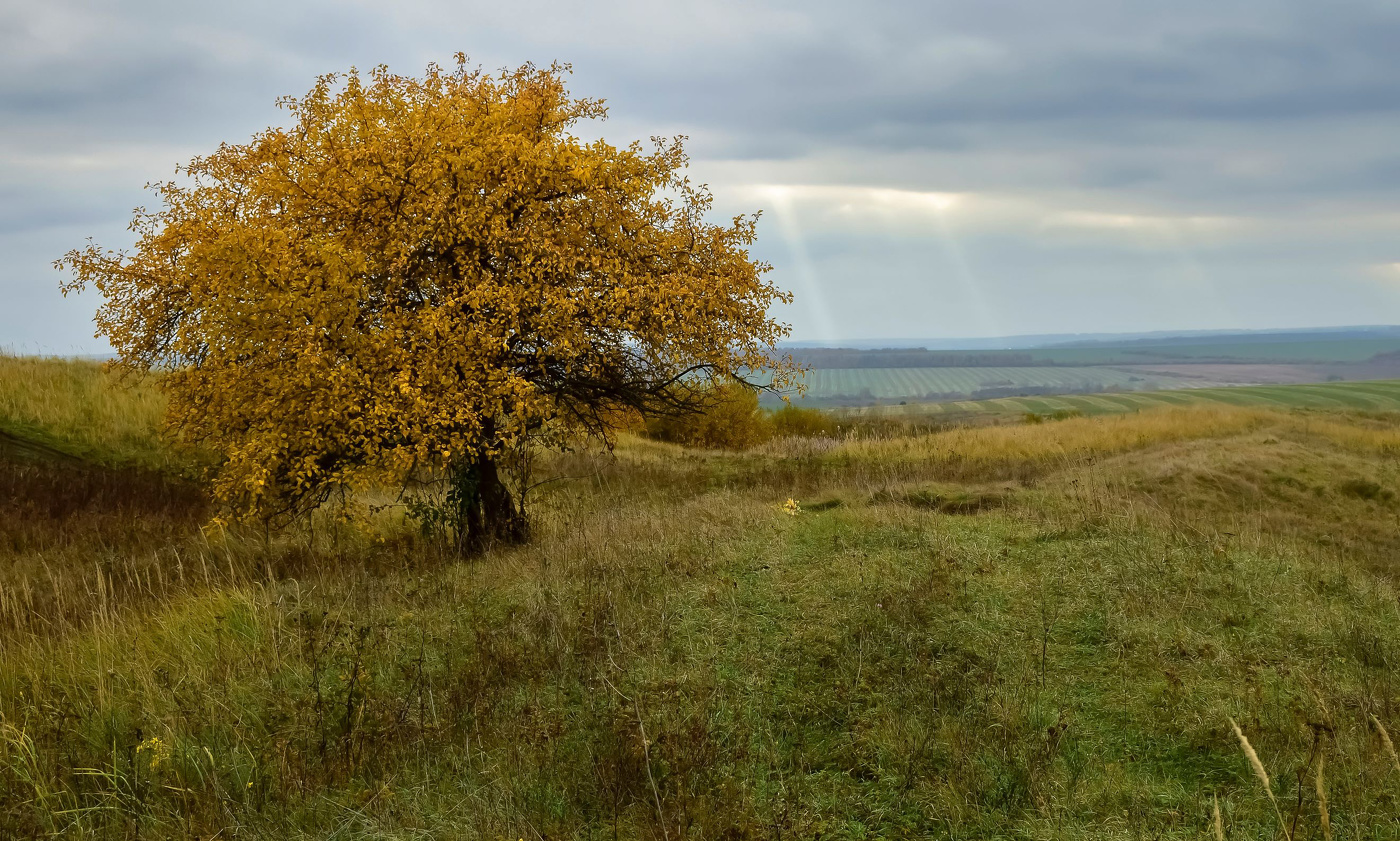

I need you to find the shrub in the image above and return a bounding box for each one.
[1025,409,1083,425]
[645,384,772,450]
[770,404,838,438]
[1338,478,1393,501]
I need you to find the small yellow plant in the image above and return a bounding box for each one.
[783,498,802,516]
[136,736,172,772]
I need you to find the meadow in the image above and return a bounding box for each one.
[3,355,1400,839]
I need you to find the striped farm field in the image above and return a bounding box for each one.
[796,366,1223,400]
[1028,337,1400,364]
[861,378,1400,417]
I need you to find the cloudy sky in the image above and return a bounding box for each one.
[5,0,1400,351]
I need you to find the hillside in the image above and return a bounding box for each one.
[2,356,1400,838]
[0,354,171,469]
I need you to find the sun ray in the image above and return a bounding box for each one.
[1157,222,1238,329]
[928,201,1001,339]
[766,186,839,344]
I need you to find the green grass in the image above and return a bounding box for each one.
[4,357,1400,838]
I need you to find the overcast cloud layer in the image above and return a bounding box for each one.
[4,0,1400,351]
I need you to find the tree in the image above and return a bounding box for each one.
[58,58,795,554]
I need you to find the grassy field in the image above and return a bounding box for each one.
[3,355,1400,839]
[0,355,170,467]
[859,378,1400,419]
[796,366,1225,401]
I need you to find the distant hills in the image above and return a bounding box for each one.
[777,326,1400,405]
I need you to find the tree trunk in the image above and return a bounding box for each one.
[448,452,527,556]
[475,452,527,546]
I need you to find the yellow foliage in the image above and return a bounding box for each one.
[57,58,794,522]
[769,403,837,438]
[645,383,772,450]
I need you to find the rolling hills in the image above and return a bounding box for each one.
[784,331,1400,405]
[2,355,1399,838]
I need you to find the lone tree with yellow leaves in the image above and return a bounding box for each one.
[59,58,794,554]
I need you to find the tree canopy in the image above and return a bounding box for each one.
[59,58,794,551]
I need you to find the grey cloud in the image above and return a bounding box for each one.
[4,0,1400,349]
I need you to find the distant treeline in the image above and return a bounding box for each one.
[969,384,1124,399]
[789,348,1036,368]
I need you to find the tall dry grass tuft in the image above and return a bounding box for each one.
[1315,751,1331,841]
[1229,717,1289,839]
[0,452,210,635]
[1302,417,1400,455]
[1211,794,1225,841]
[1370,714,1400,773]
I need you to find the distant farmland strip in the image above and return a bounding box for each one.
[861,379,1400,418]
[1319,381,1400,408]
[795,366,1219,400]
[1028,337,1400,364]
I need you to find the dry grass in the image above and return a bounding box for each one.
[0,455,208,636]
[836,405,1273,466]
[1294,415,1400,455]
[1230,717,1288,837]
[1317,751,1332,841]
[1372,714,1400,774]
